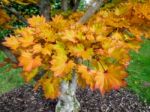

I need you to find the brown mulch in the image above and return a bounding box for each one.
[0,85,150,112]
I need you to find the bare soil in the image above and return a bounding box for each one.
[0,85,150,112]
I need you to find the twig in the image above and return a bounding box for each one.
[0,2,28,25]
[5,7,28,24]
[143,82,150,87]
[0,45,18,63]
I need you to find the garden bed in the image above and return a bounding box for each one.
[0,85,150,112]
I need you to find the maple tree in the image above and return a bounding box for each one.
[1,0,150,111]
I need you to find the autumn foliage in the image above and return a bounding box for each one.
[2,0,150,99]
[2,0,38,5]
[0,8,10,28]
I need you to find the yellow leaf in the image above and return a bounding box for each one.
[40,30,55,42]
[41,44,52,56]
[2,0,10,4]
[61,30,77,43]
[82,48,94,60]
[33,44,42,53]
[28,16,47,27]
[51,15,67,31]
[2,36,20,50]
[114,5,130,16]
[69,44,84,57]
[77,65,95,90]
[42,78,60,99]
[111,32,123,40]
[50,54,75,77]
[53,41,66,54]
[97,60,108,72]
[19,35,34,47]
[69,44,93,60]
[22,68,39,82]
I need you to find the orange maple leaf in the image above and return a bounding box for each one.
[77,65,95,90]
[18,51,42,72]
[95,65,127,94]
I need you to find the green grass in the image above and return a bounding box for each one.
[126,39,150,103]
[0,51,24,94]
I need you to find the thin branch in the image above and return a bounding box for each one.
[78,0,105,24]
[6,7,28,24]
[0,2,28,25]
[0,45,18,64]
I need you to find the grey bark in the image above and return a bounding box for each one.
[78,0,104,24]
[56,70,80,112]
[5,7,28,24]
[61,0,68,11]
[39,0,51,21]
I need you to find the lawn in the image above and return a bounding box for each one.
[0,51,24,94]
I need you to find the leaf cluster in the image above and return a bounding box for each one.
[2,0,150,99]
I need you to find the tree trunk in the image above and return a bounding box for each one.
[56,1,107,111]
[1,1,108,112]
[56,70,80,112]
[55,58,82,112]
[70,0,75,9]
[61,0,68,11]
[69,0,81,12]
[39,0,51,21]
[78,0,104,24]
[73,0,81,12]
